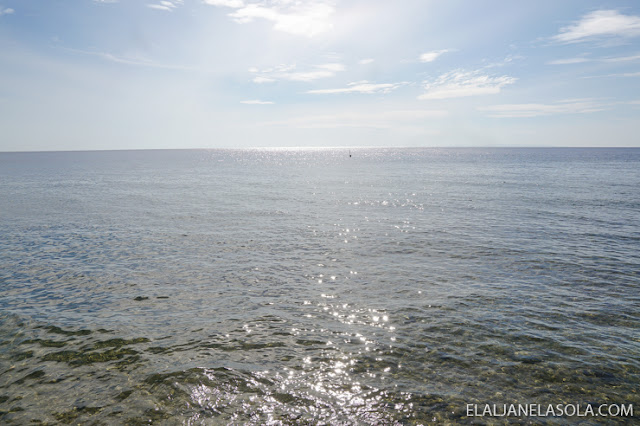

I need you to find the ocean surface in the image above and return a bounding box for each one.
[0,148,638,424]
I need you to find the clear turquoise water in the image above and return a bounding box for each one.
[1,148,639,424]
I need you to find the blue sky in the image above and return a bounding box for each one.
[1,0,639,151]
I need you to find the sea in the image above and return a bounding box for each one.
[0,148,638,424]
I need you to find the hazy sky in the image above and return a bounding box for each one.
[1,0,640,151]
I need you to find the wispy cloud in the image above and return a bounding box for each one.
[204,0,335,37]
[553,10,640,44]
[419,49,449,63]
[480,99,607,118]
[250,63,345,83]
[419,70,516,100]
[583,71,640,79]
[61,47,201,72]
[287,70,337,81]
[316,63,344,72]
[603,53,640,62]
[204,0,244,7]
[481,55,523,69]
[307,81,407,95]
[549,53,640,65]
[241,99,273,104]
[252,76,276,83]
[262,109,447,129]
[0,6,14,16]
[147,0,183,11]
[359,58,374,65]
[547,57,591,65]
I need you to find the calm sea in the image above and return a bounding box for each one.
[1,148,639,424]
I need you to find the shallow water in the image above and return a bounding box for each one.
[1,148,639,424]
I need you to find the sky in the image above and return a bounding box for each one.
[1,0,640,151]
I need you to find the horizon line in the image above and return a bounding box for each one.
[2,146,640,154]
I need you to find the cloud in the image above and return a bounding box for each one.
[480,99,607,118]
[204,0,335,37]
[316,63,344,72]
[419,70,516,100]
[584,71,640,79]
[241,100,273,104]
[548,52,640,66]
[547,57,591,65]
[252,76,276,83]
[0,7,14,16]
[250,63,344,83]
[61,47,201,72]
[262,109,447,129]
[307,81,407,95]
[553,10,640,43]
[419,49,449,63]
[481,55,523,69]
[549,52,640,65]
[204,0,244,7]
[148,4,173,11]
[603,53,640,62]
[287,70,336,81]
[147,0,182,11]
[359,58,374,65]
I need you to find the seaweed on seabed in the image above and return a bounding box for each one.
[42,348,139,365]
[115,355,142,370]
[12,370,45,385]
[43,326,92,336]
[53,406,103,424]
[93,338,150,349]
[39,335,150,367]
[114,389,134,402]
[21,338,68,348]
[11,350,33,361]
[123,408,172,425]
